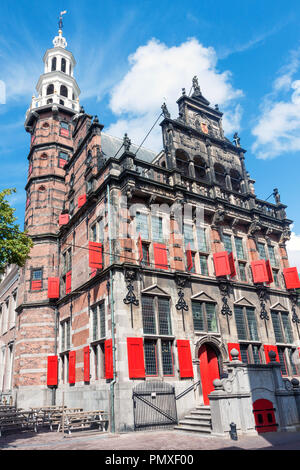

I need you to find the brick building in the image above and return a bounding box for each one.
[1,23,300,434]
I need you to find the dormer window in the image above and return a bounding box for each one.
[61,58,66,73]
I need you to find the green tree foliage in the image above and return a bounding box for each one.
[0,188,33,273]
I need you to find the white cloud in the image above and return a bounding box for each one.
[286,231,300,271]
[107,38,243,152]
[252,48,300,159]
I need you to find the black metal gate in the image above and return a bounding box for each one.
[133,381,178,430]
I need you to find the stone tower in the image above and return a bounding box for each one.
[14,20,80,407]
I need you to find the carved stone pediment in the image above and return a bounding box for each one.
[191,291,216,303]
[141,284,170,297]
[234,297,255,307]
[270,301,288,311]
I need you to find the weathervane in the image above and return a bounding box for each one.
[58,10,67,33]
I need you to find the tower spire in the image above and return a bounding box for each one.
[58,10,67,34]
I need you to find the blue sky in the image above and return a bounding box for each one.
[1,0,300,265]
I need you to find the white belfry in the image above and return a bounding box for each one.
[28,19,80,113]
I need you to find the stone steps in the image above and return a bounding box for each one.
[175,406,212,434]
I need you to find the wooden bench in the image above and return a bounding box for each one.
[0,411,37,437]
[58,410,109,435]
[37,407,84,431]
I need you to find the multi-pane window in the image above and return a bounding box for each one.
[273,270,280,287]
[91,218,104,243]
[235,237,245,259]
[141,243,150,267]
[276,347,299,377]
[152,216,164,242]
[61,318,71,352]
[192,301,218,333]
[271,310,294,344]
[223,234,233,253]
[234,306,259,341]
[183,224,195,250]
[63,248,72,273]
[92,343,105,380]
[238,262,247,282]
[142,295,174,376]
[257,242,267,260]
[268,245,278,267]
[199,255,209,276]
[136,212,149,240]
[196,227,208,252]
[91,302,105,341]
[31,268,43,291]
[240,344,262,365]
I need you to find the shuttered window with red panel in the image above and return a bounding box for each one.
[283,267,300,289]
[186,243,193,272]
[83,346,90,382]
[127,338,146,379]
[264,345,280,364]
[89,241,103,270]
[60,121,69,137]
[69,350,76,384]
[48,277,60,299]
[251,260,269,284]
[153,243,168,270]
[31,268,43,291]
[59,213,70,226]
[177,340,194,378]
[65,270,72,294]
[78,194,87,209]
[58,151,68,168]
[47,356,58,386]
[105,339,113,379]
[213,251,231,277]
[228,252,236,278]
[228,343,242,361]
[265,259,274,285]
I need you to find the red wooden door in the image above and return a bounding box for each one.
[199,344,220,405]
[253,399,277,433]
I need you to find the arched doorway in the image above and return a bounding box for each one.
[199,343,220,405]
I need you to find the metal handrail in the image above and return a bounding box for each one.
[175,380,201,401]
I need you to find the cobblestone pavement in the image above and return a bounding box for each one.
[1,429,300,450]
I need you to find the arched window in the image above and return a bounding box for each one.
[46,84,54,96]
[230,169,242,192]
[176,149,189,177]
[60,100,65,106]
[194,156,207,180]
[47,98,53,104]
[214,163,226,185]
[61,58,66,73]
[51,57,57,71]
[60,85,68,98]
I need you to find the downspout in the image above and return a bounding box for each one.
[107,184,116,433]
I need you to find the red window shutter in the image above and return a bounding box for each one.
[228,252,236,278]
[177,340,194,378]
[89,241,103,269]
[105,339,113,379]
[228,343,242,361]
[127,338,146,379]
[265,260,274,285]
[186,243,193,272]
[283,267,300,289]
[137,234,143,263]
[153,243,168,270]
[251,260,269,283]
[213,251,231,277]
[47,356,58,386]
[69,351,76,384]
[78,194,87,208]
[60,127,69,137]
[31,280,42,291]
[59,158,67,168]
[66,270,72,294]
[84,346,90,382]
[264,345,280,364]
[59,214,70,226]
[48,277,59,299]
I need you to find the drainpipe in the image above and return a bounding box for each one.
[107,184,116,433]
